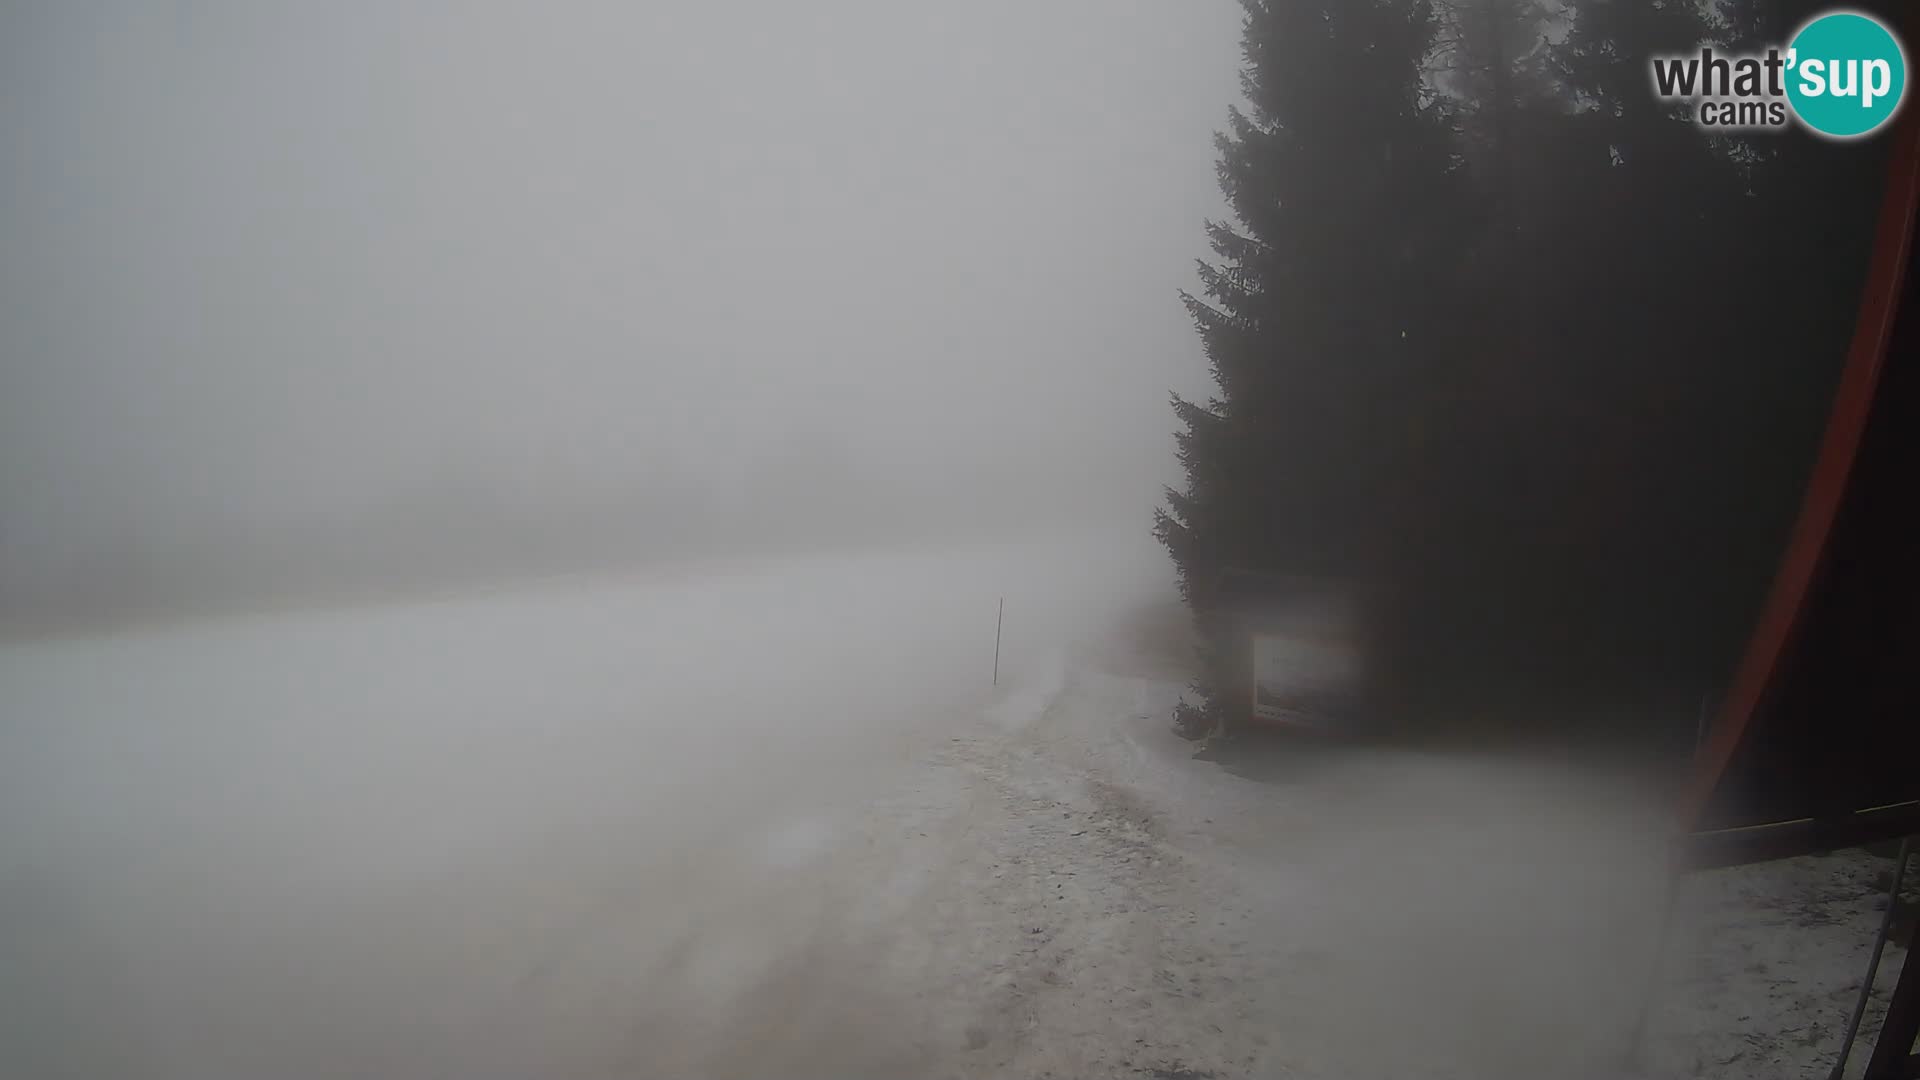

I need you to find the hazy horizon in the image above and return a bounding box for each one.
[1,2,1242,624]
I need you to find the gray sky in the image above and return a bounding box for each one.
[0,1,1241,611]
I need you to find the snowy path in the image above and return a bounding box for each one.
[536,621,1679,1080]
[617,633,1915,1080]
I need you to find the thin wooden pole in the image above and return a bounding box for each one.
[993,597,1003,686]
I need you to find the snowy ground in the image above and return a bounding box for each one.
[1645,847,1917,1079]
[0,529,1907,1079]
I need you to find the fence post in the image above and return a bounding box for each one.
[993,597,1003,686]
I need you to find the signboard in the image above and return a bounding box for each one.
[1214,568,1379,735]
[1251,633,1363,725]
[1250,592,1365,729]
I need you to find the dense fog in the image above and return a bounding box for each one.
[0,534,1179,1078]
[3,1,1889,1078]
[0,2,1241,626]
[2,532,1686,1079]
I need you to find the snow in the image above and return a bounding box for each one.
[1641,848,1916,1079]
[986,650,1068,732]
[0,529,1166,1079]
[754,813,841,871]
[0,528,1905,1079]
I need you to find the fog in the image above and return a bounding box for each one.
[0,534,1172,1078]
[0,1,1241,623]
[3,6,1709,1079]
[0,534,1676,1079]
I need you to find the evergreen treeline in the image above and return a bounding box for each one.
[1158,0,1896,737]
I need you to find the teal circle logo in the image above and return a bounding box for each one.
[1785,11,1907,138]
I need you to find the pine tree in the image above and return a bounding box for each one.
[1431,0,1555,197]
[1157,0,1467,736]
[1408,0,1734,696]
[1512,0,1775,692]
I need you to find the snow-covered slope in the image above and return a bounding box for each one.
[2,529,1899,1079]
[0,529,1167,1079]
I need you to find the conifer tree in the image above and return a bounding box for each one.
[1158,0,1466,735]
